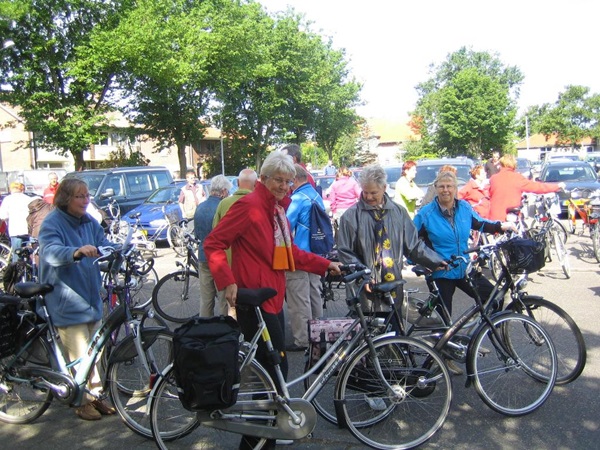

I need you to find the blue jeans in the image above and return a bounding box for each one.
[10,236,22,262]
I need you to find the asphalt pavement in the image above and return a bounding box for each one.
[2,224,599,449]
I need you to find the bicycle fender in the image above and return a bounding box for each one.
[107,327,171,364]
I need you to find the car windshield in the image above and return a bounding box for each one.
[146,186,180,204]
[316,176,336,190]
[70,174,105,195]
[542,165,597,182]
[415,164,472,186]
[517,159,531,169]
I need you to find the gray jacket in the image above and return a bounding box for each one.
[337,194,443,285]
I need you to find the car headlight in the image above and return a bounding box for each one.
[149,219,168,228]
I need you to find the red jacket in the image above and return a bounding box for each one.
[458,179,490,218]
[488,168,559,221]
[204,181,330,315]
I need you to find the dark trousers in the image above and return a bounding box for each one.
[436,275,494,317]
[236,305,288,450]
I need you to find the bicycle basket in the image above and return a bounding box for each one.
[0,297,19,358]
[499,237,545,274]
[166,210,181,225]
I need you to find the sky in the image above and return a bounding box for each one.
[259,0,600,121]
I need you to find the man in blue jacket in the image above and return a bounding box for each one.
[285,164,327,351]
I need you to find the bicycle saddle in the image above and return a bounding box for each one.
[128,212,142,219]
[412,265,431,277]
[236,288,277,307]
[371,279,406,294]
[14,282,54,298]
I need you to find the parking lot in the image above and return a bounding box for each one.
[2,224,599,449]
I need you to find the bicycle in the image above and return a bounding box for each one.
[403,249,558,416]
[465,240,586,385]
[565,188,600,262]
[151,230,201,323]
[149,265,453,450]
[102,198,128,244]
[127,202,187,257]
[319,250,345,307]
[490,195,570,279]
[0,229,173,440]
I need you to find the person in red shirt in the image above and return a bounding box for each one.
[204,151,341,450]
[458,165,490,218]
[488,155,564,221]
[43,172,59,204]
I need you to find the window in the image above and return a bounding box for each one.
[104,175,124,196]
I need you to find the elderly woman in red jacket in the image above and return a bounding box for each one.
[204,151,341,450]
[458,164,490,218]
[489,155,564,221]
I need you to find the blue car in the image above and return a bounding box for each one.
[123,181,208,240]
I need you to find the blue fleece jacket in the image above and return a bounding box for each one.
[287,182,326,252]
[39,208,112,327]
[414,198,501,280]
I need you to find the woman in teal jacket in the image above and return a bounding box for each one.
[413,171,514,316]
[39,178,115,421]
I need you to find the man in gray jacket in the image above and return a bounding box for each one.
[337,165,446,307]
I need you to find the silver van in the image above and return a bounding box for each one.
[64,166,173,213]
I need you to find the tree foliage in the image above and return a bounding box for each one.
[1,0,363,175]
[524,85,600,147]
[412,47,523,159]
[0,0,132,169]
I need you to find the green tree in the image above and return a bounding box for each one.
[529,85,600,147]
[413,47,523,159]
[0,0,132,169]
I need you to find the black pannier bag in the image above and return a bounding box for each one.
[0,296,20,358]
[173,315,241,411]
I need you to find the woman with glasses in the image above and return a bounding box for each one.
[413,171,514,374]
[38,178,116,420]
[204,151,342,450]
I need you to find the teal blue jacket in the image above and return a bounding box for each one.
[39,208,111,327]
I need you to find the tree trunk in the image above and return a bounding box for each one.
[73,150,85,171]
[177,141,188,179]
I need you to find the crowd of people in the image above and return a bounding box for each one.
[2,147,559,431]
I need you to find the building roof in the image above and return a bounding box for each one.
[516,133,594,149]
[365,117,415,144]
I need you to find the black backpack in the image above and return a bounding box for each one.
[300,192,334,256]
[173,315,241,411]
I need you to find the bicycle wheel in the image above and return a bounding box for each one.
[129,266,159,309]
[151,358,277,449]
[551,229,570,278]
[0,336,54,424]
[592,224,600,263]
[488,251,503,282]
[551,219,568,244]
[152,270,201,323]
[507,296,586,385]
[336,336,451,450]
[107,328,174,438]
[468,313,557,416]
[167,225,186,257]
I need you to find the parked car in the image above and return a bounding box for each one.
[584,152,600,173]
[122,180,211,240]
[64,166,173,214]
[413,157,475,196]
[314,175,336,214]
[538,160,600,214]
[516,158,533,180]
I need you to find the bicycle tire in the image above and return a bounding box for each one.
[129,266,158,309]
[506,296,586,384]
[150,358,277,449]
[107,328,174,438]
[551,229,570,278]
[488,252,503,282]
[167,225,186,257]
[0,335,54,424]
[152,270,201,323]
[592,224,600,263]
[336,336,451,450]
[468,313,557,416]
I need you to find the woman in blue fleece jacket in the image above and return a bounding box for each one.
[413,171,515,316]
[38,178,115,421]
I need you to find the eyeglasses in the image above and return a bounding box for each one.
[436,184,456,190]
[74,194,91,200]
[267,176,294,187]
